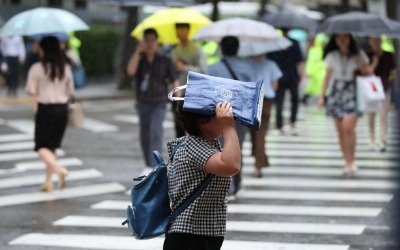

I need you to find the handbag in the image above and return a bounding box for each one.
[356,75,385,112]
[122,142,214,239]
[168,71,264,130]
[68,97,84,128]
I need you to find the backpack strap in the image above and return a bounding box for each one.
[169,173,214,222]
[222,58,239,81]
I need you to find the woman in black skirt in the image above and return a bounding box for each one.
[26,36,75,192]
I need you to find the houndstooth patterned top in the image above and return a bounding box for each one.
[166,136,231,236]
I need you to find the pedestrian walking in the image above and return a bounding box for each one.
[250,53,282,177]
[206,36,252,199]
[268,28,305,135]
[171,23,207,138]
[0,35,26,97]
[318,33,370,177]
[126,28,179,176]
[164,101,240,250]
[25,36,74,192]
[366,36,396,152]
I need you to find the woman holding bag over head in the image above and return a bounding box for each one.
[318,34,370,177]
[26,36,74,192]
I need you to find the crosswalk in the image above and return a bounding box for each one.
[2,102,399,249]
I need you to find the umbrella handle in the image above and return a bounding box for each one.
[168,85,187,101]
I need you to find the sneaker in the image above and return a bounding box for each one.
[290,126,298,136]
[369,142,377,151]
[227,194,236,202]
[380,142,387,152]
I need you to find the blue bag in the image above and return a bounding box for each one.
[72,66,86,89]
[168,71,264,130]
[122,143,213,239]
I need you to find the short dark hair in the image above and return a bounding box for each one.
[220,36,239,56]
[175,23,190,29]
[175,98,213,136]
[143,28,158,38]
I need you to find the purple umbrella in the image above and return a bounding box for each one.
[262,9,318,30]
[91,0,194,6]
[317,11,400,36]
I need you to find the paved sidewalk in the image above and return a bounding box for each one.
[0,81,133,105]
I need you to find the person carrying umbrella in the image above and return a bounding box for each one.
[365,36,397,152]
[318,33,371,177]
[268,28,305,136]
[171,23,207,138]
[126,28,180,176]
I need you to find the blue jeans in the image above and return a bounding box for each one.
[135,101,167,167]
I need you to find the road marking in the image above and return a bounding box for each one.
[0,182,125,207]
[243,157,397,168]
[242,177,398,189]
[237,190,393,202]
[15,157,83,171]
[113,114,174,128]
[242,141,395,152]
[0,158,83,175]
[83,118,119,132]
[265,135,397,145]
[91,200,381,217]
[0,141,33,152]
[0,150,65,162]
[9,233,350,250]
[250,148,396,160]
[53,215,365,235]
[241,166,397,178]
[6,119,34,134]
[0,169,102,189]
[0,133,33,143]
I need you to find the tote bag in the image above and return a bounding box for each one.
[68,98,84,128]
[169,71,264,130]
[356,75,385,112]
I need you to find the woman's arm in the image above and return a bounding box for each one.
[318,68,332,107]
[205,103,241,176]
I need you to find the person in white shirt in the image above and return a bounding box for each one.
[0,35,26,97]
[318,34,371,177]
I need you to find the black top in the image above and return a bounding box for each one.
[268,37,304,84]
[135,53,178,102]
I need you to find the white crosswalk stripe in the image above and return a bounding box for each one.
[0,149,65,162]
[5,105,398,249]
[9,234,350,250]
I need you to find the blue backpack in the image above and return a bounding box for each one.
[122,143,213,239]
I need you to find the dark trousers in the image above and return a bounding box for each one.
[275,80,299,129]
[4,56,20,96]
[164,233,224,250]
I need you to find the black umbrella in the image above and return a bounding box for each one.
[262,9,318,30]
[317,11,400,36]
[91,0,194,6]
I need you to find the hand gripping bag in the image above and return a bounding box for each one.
[169,71,264,130]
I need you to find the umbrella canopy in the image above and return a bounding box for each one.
[262,10,318,30]
[0,15,4,27]
[238,38,292,57]
[92,0,194,6]
[193,17,282,42]
[0,7,89,37]
[317,11,400,36]
[131,8,211,44]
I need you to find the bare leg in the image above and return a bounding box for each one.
[368,112,376,143]
[342,115,358,170]
[333,118,346,163]
[38,148,68,190]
